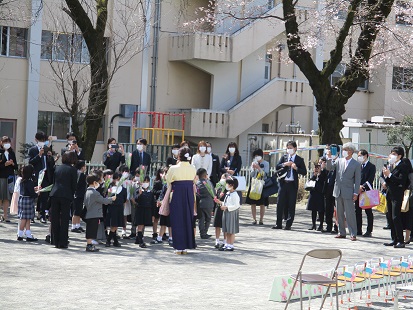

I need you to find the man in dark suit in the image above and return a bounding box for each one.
[206,141,221,186]
[355,149,376,237]
[382,146,409,248]
[61,132,85,160]
[49,152,78,248]
[28,131,55,223]
[321,146,339,233]
[272,141,307,230]
[130,138,151,176]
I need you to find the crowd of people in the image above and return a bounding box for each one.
[0,132,411,253]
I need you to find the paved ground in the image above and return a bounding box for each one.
[1,203,413,309]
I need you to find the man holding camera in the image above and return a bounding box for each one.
[61,132,84,160]
[28,131,55,223]
[103,138,125,172]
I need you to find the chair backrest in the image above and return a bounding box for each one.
[306,249,342,260]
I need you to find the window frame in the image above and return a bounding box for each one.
[0,26,27,58]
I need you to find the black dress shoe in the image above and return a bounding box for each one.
[26,236,38,242]
[383,225,391,230]
[394,242,406,248]
[271,225,282,230]
[17,236,23,241]
[363,232,372,237]
[284,226,291,230]
[308,226,316,230]
[316,226,324,232]
[384,241,396,246]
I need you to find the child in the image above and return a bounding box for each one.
[157,166,173,245]
[196,168,215,239]
[216,178,240,251]
[134,176,155,248]
[306,161,327,231]
[84,174,115,252]
[17,165,39,241]
[213,173,229,248]
[151,168,163,243]
[118,165,131,239]
[105,172,127,247]
[71,160,87,233]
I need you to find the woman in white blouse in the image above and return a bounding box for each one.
[192,140,213,177]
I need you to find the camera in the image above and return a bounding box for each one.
[111,144,119,150]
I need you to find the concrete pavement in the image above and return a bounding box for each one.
[1,203,413,309]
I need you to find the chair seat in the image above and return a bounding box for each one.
[291,274,336,284]
[376,270,401,277]
[358,272,384,279]
[337,275,365,283]
[393,267,413,274]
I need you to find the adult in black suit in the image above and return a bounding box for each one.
[49,152,78,248]
[103,138,125,172]
[166,144,180,167]
[28,132,55,223]
[60,132,85,160]
[382,146,409,248]
[206,141,221,186]
[130,138,151,175]
[321,150,338,233]
[355,149,376,237]
[272,141,307,230]
[220,142,242,176]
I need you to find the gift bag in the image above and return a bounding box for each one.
[304,180,316,191]
[249,177,264,200]
[359,182,380,209]
[401,189,410,213]
[159,186,172,216]
[375,193,387,214]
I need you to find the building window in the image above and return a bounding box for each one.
[395,1,412,26]
[118,126,131,144]
[37,111,104,141]
[392,67,413,91]
[41,30,90,63]
[324,62,369,90]
[0,26,27,57]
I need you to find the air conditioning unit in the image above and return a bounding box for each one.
[371,116,395,124]
[347,118,366,123]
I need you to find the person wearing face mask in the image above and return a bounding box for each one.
[354,149,376,237]
[166,144,180,167]
[213,173,230,248]
[61,132,85,160]
[133,176,155,248]
[0,136,18,222]
[28,131,55,224]
[130,138,151,177]
[103,138,125,172]
[382,146,410,248]
[206,141,221,186]
[273,141,307,230]
[192,141,213,178]
[220,142,242,177]
[323,145,339,233]
[246,149,269,225]
[325,142,361,241]
[83,174,116,252]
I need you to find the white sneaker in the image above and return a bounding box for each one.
[91,240,99,245]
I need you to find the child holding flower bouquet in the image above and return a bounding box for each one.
[105,172,127,247]
[196,168,215,239]
[213,173,229,248]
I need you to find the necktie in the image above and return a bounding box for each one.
[286,158,293,178]
[362,163,365,170]
[141,152,144,164]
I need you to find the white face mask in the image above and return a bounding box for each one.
[219,179,226,186]
[388,154,397,165]
[37,142,45,148]
[199,146,206,153]
[122,172,129,179]
[357,156,365,163]
[136,144,143,151]
[228,147,236,154]
[207,147,212,154]
[342,150,349,158]
[3,143,10,150]
[225,185,231,191]
[255,156,262,162]
[287,148,295,155]
[142,183,149,189]
[172,149,179,156]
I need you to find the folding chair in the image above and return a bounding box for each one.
[284,249,342,310]
[375,257,402,302]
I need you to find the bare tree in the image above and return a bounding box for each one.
[40,0,149,160]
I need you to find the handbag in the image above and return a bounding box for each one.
[401,189,411,213]
[304,180,316,191]
[80,205,88,220]
[375,192,387,214]
[248,174,264,200]
[359,182,380,209]
[159,185,172,216]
